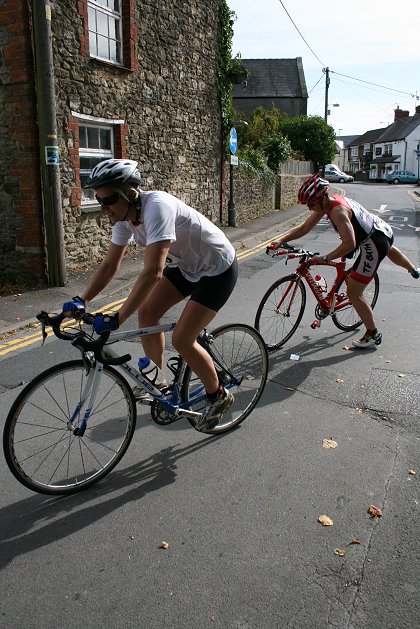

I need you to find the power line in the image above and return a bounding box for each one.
[308,74,324,95]
[277,0,325,67]
[331,70,415,98]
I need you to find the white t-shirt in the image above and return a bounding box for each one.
[111,190,235,282]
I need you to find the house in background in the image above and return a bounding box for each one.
[334,135,359,172]
[347,128,385,177]
[369,106,420,181]
[347,107,420,181]
[232,58,308,118]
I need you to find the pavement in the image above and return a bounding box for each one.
[0,204,308,336]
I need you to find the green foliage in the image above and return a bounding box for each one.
[218,1,235,131]
[227,53,250,84]
[237,146,276,182]
[238,106,287,150]
[279,115,337,171]
[262,136,292,172]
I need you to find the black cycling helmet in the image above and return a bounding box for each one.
[83,159,141,189]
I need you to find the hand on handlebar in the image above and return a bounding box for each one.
[92,312,120,334]
[62,295,85,318]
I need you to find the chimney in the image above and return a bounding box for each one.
[416,105,420,115]
[394,106,410,121]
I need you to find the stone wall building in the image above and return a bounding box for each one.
[0,0,222,284]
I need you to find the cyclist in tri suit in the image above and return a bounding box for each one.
[272,173,419,348]
[62,159,238,430]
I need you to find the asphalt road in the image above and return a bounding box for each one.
[0,183,419,628]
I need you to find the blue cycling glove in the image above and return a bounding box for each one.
[92,312,120,334]
[62,295,85,315]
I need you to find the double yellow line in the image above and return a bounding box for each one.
[0,234,285,358]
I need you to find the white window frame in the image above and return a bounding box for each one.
[88,0,123,65]
[351,147,358,157]
[79,121,115,206]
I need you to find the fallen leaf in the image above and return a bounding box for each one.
[384,360,391,364]
[322,439,338,449]
[318,515,333,526]
[336,378,344,384]
[408,469,416,475]
[397,373,406,378]
[342,345,351,350]
[16,317,21,321]
[367,505,383,518]
[285,386,296,391]
[355,407,363,414]
[267,496,273,500]
[159,541,169,549]
[349,538,361,545]
[210,615,216,622]
[334,548,347,557]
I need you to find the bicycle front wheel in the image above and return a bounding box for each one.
[181,324,268,434]
[3,360,136,495]
[332,272,380,331]
[254,275,306,350]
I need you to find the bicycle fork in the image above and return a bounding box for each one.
[68,354,102,437]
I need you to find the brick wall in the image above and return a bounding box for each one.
[0,0,222,278]
[0,1,45,281]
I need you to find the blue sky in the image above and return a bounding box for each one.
[228,0,419,136]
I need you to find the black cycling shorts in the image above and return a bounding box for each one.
[163,258,238,312]
[350,230,394,284]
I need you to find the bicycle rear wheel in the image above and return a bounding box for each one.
[332,272,380,331]
[181,324,268,434]
[3,360,136,495]
[254,275,306,350]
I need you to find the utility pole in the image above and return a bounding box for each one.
[32,0,66,286]
[324,67,330,122]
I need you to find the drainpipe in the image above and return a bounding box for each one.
[32,0,66,286]
[403,140,407,169]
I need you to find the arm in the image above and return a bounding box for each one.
[117,240,171,324]
[323,208,356,261]
[82,243,127,307]
[276,211,324,244]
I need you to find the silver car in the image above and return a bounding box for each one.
[324,169,354,183]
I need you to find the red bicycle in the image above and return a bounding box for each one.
[255,243,380,351]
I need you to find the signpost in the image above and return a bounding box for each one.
[227,121,247,227]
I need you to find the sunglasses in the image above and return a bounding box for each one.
[95,192,121,206]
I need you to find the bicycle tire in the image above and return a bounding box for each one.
[254,275,306,350]
[181,324,268,434]
[3,360,136,496]
[332,272,380,331]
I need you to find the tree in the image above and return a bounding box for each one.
[279,115,337,171]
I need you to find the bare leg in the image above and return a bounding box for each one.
[346,277,376,332]
[138,277,184,369]
[387,245,416,272]
[172,300,219,394]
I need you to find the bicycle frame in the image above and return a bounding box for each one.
[68,322,242,435]
[277,256,351,317]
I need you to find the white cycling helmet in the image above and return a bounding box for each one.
[83,159,141,189]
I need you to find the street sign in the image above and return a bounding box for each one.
[230,155,238,166]
[229,127,238,154]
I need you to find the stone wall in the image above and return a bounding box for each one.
[223,164,275,224]
[222,163,311,223]
[0,0,223,280]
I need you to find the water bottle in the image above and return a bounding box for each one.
[138,357,166,386]
[314,275,327,293]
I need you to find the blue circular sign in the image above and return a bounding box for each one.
[229,127,238,154]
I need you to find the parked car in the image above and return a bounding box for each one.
[386,170,418,184]
[324,169,354,183]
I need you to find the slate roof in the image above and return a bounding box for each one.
[231,58,308,99]
[348,128,385,147]
[376,114,420,142]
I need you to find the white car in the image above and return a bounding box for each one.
[324,169,354,183]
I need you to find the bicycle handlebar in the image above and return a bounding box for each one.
[36,311,131,366]
[266,242,318,260]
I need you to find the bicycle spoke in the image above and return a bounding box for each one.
[4,361,136,495]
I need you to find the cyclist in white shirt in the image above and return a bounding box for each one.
[63,159,238,431]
